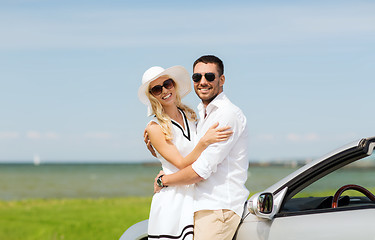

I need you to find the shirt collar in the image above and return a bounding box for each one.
[197,92,226,117]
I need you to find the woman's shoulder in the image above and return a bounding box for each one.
[146,120,163,135]
[146,120,169,145]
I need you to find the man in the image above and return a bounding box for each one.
[154,55,249,240]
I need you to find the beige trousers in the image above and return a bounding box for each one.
[193,209,241,240]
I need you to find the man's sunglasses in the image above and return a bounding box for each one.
[192,72,216,82]
[149,79,175,96]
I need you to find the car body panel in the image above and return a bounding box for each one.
[119,220,148,240]
[240,136,375,240]
[268,208,375,239]
[237,208,375,240]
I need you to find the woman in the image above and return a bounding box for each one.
[138,66,232,240]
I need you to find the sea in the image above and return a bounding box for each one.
[0,162,374,201]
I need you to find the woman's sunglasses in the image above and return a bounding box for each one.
[192,72,216,82]
[149,79,175,96]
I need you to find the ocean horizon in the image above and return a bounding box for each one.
[0,163,298,201]
[1,162,374,201]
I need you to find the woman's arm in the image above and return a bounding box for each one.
[146,122,232,169]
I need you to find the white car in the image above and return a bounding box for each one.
[121,136,375,240]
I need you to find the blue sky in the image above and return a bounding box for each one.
[1,0,374,163]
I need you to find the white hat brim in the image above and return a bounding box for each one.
[138,66,191,116]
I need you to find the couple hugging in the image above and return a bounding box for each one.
[138,55,249,240]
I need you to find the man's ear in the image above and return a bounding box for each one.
[219,74,225,87]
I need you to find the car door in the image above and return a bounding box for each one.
[268,208,375,240]
[267,148,375,240]
[239,138,375,240]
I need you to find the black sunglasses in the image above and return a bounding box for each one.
[192,72,216,82]
[149,79,175,96]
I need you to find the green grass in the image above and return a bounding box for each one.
[0,197,152,240]
[2,188,375,239]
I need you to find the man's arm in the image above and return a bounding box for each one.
[192,112,246,180]
[144,128,157,157]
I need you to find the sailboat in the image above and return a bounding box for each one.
[33,154,41,166]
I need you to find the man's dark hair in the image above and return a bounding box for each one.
[193,55,224,76]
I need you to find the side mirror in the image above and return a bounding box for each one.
[248,192,274,219]
[258,193,273,214]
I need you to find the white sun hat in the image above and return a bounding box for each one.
[138,65,191,116]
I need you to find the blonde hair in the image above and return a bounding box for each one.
[146,79,197,141]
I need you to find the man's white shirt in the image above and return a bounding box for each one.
[192,93,249,217]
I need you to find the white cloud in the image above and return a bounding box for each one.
[0,131,20,139]
[286,133,301,142]
[255,133,319,143]
[257,134,276,141]
[26,131,60,140]
[26,130,42,139]
[305,133,319,141]
[286,133,319,142]
[45,131,60,140]
[84,132,112,140]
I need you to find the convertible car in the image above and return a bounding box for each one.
[120,136,375,240]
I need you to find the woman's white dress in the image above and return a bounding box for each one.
[148,110,196,240]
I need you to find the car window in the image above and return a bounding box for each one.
[281,150,375,213]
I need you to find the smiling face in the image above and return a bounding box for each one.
[193,62,225,106]
[148,75,176,108]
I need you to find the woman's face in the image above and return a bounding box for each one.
[149,75,176,107]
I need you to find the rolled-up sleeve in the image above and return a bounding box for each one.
[192,111,245,179]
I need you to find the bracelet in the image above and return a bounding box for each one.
[156,174,166,188]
